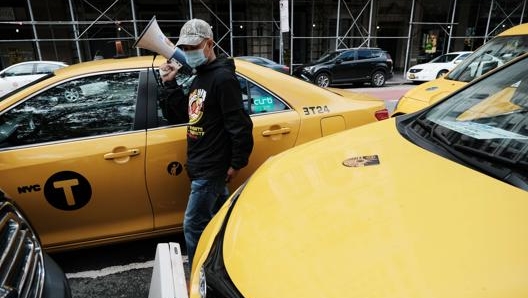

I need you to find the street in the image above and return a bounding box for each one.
[350,83,413,114]
[51,234,187,298]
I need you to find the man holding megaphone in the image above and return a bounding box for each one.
[158,18,254,267]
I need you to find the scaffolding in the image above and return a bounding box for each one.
[0,0,526,73]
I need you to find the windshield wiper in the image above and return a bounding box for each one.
[453,143,528,190]
[412,117,528,190]
[453,140,527,169]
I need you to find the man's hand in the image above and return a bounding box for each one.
[226,167,239,183]
[160,61,180,82]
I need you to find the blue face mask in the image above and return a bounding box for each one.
[185,48,208,68]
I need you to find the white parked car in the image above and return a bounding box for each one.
[0,60,68,97]
[407,51,472,83]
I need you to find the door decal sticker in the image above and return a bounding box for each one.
[168,162,184,176]
[44,171,92,210]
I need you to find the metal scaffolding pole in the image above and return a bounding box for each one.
[310,0,315,61]
[279,3,283,65]
[446,0,458,52]
[290,0,294,70]
[130,0,140,56]
[230,0,233,56]
[67,0,82,62]
[335,0,341,50]
[403,0,416,78]
[26,0,42,60]
[368,0,373,47]
[521,0,527,23]
[485,0,494,41]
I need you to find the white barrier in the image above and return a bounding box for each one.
[148,242,188,298]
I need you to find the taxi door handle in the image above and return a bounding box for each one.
[262,127,291,136]
[104,149,140,160]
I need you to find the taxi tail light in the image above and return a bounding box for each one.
[375,108,389,120]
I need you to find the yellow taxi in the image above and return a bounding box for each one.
[393,22,528,116]
[0,55,388,252]
[190,53,528,297]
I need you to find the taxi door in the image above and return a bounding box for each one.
[230,75,301,190]
[144,70,190,231]
[0,70,153,250]
[144,72,301,230]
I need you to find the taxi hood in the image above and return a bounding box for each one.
[403,76,466,104]
[220,118,528,297]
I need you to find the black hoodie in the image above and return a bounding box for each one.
[183,56,254,179]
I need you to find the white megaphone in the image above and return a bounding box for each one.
[133,16,193,75]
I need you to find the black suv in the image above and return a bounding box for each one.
[0,190,71,298]
[293,47,393,87]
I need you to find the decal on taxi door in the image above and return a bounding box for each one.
[303,105,330,115]
[43,171,92,211]
[168,162,184,176]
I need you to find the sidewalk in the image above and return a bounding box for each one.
[387,71,409,85]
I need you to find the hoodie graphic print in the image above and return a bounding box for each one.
[187,88,207,139]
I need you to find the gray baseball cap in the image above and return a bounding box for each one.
[176,19,213,47]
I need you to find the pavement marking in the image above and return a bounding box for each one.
[66,261,155,279]
[65,255,190,279]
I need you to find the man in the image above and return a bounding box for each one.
[160,18,254,266]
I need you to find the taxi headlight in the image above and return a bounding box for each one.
[198,267,207,298]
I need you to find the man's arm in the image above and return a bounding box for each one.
[158,61,189,124]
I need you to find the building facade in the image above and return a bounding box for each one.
[0,0,526,73]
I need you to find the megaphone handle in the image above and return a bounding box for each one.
[160,60,181,79]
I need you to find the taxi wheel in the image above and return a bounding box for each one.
[436,70,449,78]
[315,73,331,87]
[63,88,81,101]
[371,71,386,87]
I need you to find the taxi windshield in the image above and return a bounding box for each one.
[406,54,528,189]
[446,35,528,82]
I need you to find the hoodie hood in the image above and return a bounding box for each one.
[196,54,235,73]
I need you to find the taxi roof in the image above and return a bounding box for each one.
[498,22,528,36]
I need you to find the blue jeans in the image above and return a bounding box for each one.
[184,178,229,266]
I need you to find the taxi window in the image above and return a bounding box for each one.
[448,35,528,82]
[0,71,139,148]
[237,76,287,115]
